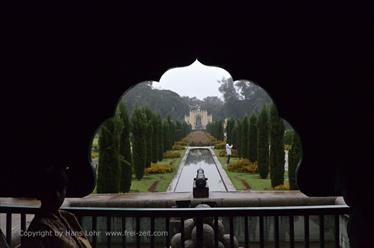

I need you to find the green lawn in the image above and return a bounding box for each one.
[130,151,186,192]
[214,149,288,191]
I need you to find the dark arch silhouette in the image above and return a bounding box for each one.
[1,17,373,247]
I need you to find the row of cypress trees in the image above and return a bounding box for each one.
[206,120,224,141]
[97,104,191,193]
[97,104,132,193]
[209,104,302,189]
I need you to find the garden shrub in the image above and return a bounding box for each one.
[273,184,290,190]
[214,141,226,149]
[227,159,257,173]
[284,144,291,151]
[241,164,257,173]
[145,163,173,174]
[175,140,188,146]
[172,144,185,150]
[163,150,181,158]
[91,151,99,159]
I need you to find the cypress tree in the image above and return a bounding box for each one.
[144,108,153,168]
[131,108,147,180]
[218,120,224,141]
[231,121,237,148]
[97,116,122,193]
[236,120,243,158]
[269,104,285,187]
[151,114,159,163]
[242,117,249,159]
[162,120,169,151]
[288,132,302,190]
[167,117,175,149]
[257,105,269,179]
[117,103,132,192]
[227,118,235,144]
[157,115,164,160]
[248,114,258,162]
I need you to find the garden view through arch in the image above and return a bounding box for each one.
[91,59,303,194]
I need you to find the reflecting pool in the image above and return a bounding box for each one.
[174,148,227,192]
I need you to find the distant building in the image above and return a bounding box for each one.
[184,108,212,130]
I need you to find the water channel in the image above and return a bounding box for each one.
[173,148,227,192]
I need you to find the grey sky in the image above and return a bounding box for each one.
[153,60,231,100]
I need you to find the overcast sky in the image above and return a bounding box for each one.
[153,60,231,100]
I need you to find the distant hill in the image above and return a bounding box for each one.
[121,82,190,121]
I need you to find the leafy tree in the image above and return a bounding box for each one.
[288,132,302,190]
[235,80,273,116]
[97,116,122,193]
[257,105,269,178]
[122,81,190,121]
[269,104,285,187]
[218,77,240,118]
[241,117,249,159]
[248,114,258,162]
[131,108,147,180]
[117,103,132,192]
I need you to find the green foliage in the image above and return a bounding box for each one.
[248,114,258,162]
[144,163,173,174]
[122,81,190,121]
[163,150,181,158]
[117,103,132,192]
[236,120,243,158]
[225,118,235,144]
[228,159,257,173]
[167,116,176,151]
[214,141,226,149]
[273,184,289,190]
[288,132,302,190]
[156,115,164,161]
[172,144,185,150]
[206,120,224,141]
[97,117,122,193]
[269,104,285,187]
[143,108,154,168]
[151,114,160,163]
[257,105,269,179]
[131,108,147,180]
[229,120,237,148]
[241,117,249,159]
[283,129,294,146]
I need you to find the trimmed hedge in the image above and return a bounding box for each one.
[175,140,188,146]
[163,150,181,158]
[172,144,185,150]
[214,142,226,149]
[228,159,257,173]
[145,163,173,174]
[273,184,289,190]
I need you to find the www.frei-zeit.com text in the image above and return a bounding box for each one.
[20,230,169,238]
